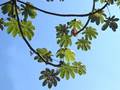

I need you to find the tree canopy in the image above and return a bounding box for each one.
[0,0,120,89]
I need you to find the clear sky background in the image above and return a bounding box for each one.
[0,0,120,90]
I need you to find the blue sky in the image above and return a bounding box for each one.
[0,0,120,90]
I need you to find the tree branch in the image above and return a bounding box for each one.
[76,0,96,34]
[13,0,62,67]
[0,1,10,7]
[17,0,108,17]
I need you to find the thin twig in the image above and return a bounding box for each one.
[17,0,108,17]
[76,0,96,34]
[106,5,111,17]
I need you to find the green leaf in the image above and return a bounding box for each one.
[34,48,53,62]
[60,69,65,78]
[65,49,75,62]
[89,10,105,25]
[76,38,91,51]
[59,63,75,80]
[72,62,86,75]
[56,48,65,59]
[102,16,119,31]
[56,24,71,48]
[65,70,70,80]
[21,2,37,21]
[57,34,72,48]
[56,24,69,38]
[82,26,98,40]
[1,2,19,17]
[67,19,83,30]
[69,69,75,78]
[4,18,35,40]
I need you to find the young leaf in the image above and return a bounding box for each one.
[82,26,98,40]
[59,64,75,80]
[67,19,83,30]
[57,34,72,48]
[76,38,91,51]
[64,49,75,62]
[56,48,65,59]
[1,2,19,17]
[89,10,105,25]
[4,18,35,40]
[72,62,86,75]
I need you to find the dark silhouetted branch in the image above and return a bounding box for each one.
[17,0,108,17]
[13,0,62,67]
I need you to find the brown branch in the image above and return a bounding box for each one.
[0,1,10,7]
[76,0,96,34]
[17,0,108,17]
[13,0,62,67]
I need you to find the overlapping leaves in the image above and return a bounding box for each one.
[56,24,72,48]
[56,48,75,62]
[1,2,19,17]
[39,68,60,89]
[59,62,86,80]
[34,48,53,62]
[4,18,35,40]
[89,10,105,25]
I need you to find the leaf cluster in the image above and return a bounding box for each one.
[102,16,119,31]
[39,68,60,89]
[59,62,86,80]
[4,18,35,40]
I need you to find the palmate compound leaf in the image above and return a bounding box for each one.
[34,48,53,62]
[39,68,60,89]
[76,37,91,51]
[57,34,72,48]
[56,48,65,59]
[56,48,75,62]
[64,49,75,62]
[56,24,69,38]
[20,2,37,21]
[72,62,86,75]
[59,62,86,80]
[59,63,75,80]
[67,19,83,30]
[89,10,105,25]
[4,18,35,40]
[102,16,119,31]
[56,24,71,48]
[1,2,20,17]
[82,26,98,40]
